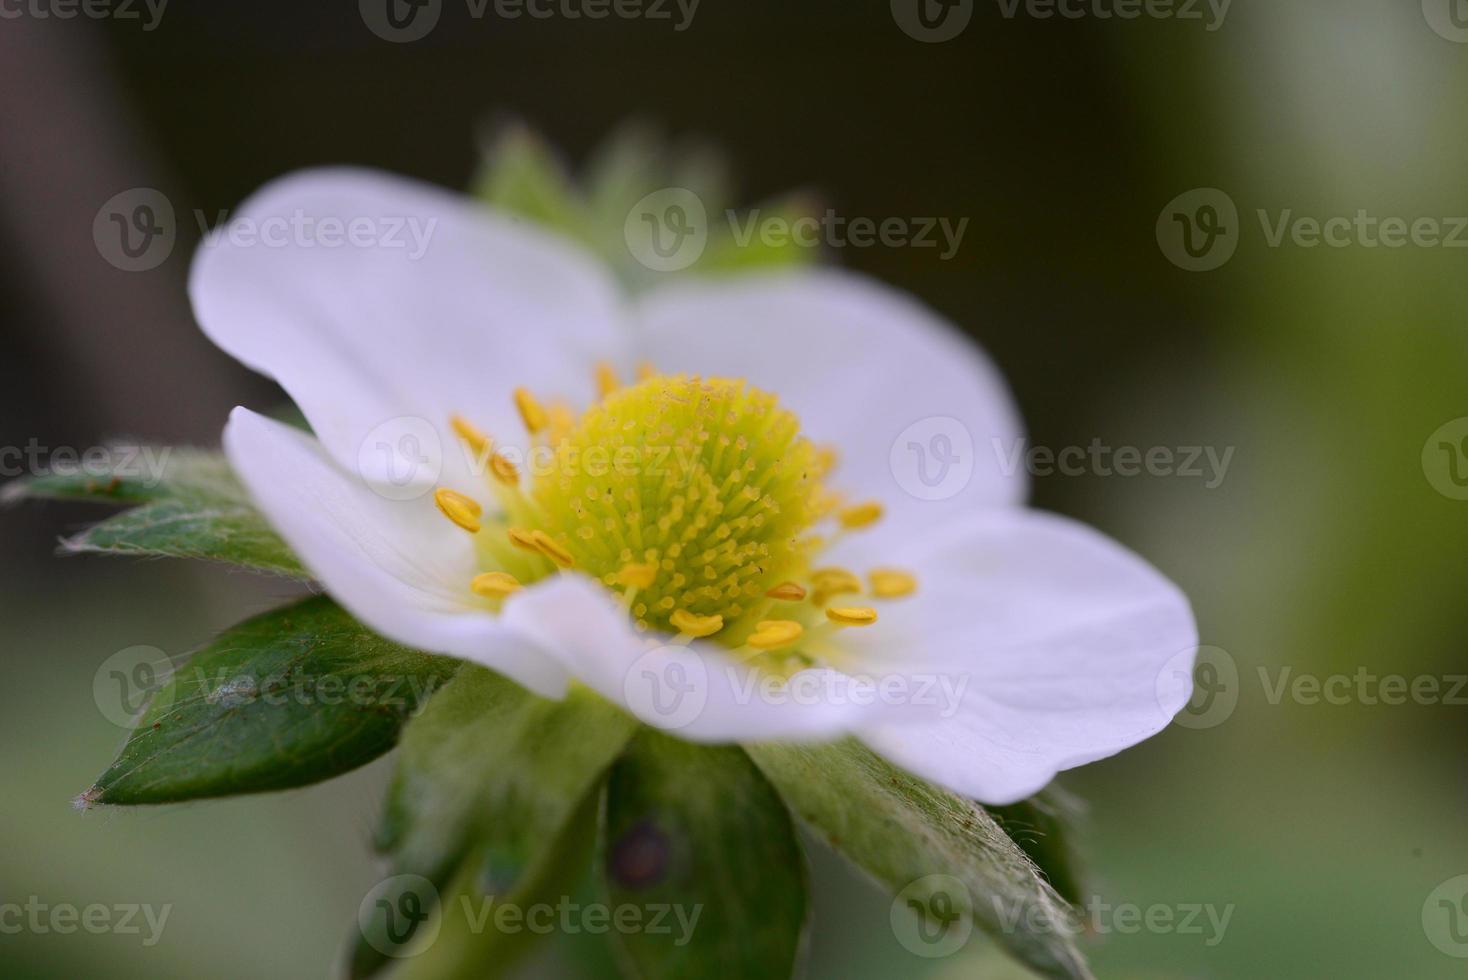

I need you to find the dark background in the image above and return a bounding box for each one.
[3,2,1466,977]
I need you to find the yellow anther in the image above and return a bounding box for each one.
[826,606,879,627]
[810,567,862,602]
[513,386,548,434]
[869,568,917,599]
[765,581,808,602]
[489,453,520,486]
[470,571,522,598]
[507,527,540,553]
[838,501,884,529]
[815,445,840,476]
[530,529,575,568]
[747,620,804,650]
[636,360,656,381]
[615,562,657,590]
[595,361,620,400]
[670,609,724,638]
[450,414,493,456]
[434,488,483,534]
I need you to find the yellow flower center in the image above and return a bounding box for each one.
[437,365,913,661]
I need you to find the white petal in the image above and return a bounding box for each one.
[223,408,568,698]
[500,574,880,741]
[193,169,628,490]
[844,510,1196,805]
[631,269,1027,558]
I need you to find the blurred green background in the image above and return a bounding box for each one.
[3,1,1466,977]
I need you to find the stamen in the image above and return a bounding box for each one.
[434,488,483,534]
[810,567,862,604]
[765,581,808,602]
[635,360,656,381]
[670,609,724,638]
[615,562,657,590]
[869,568,917,599]
[507,527,540,554]
[529,529,575,568]
[470,571,522,598]
[826,606,879,626]
[837,501,884,529]
[450,414,492,456]
[513,387,548,434]
[747,619,803,650]
[490,453,520,486]
[595,361,619,400]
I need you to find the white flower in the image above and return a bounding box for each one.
[193,168,1197,806]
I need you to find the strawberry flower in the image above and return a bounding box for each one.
[195,168,1196,806]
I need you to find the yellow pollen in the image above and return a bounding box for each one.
[530,529,575,568]
[615,562,658,590]
[434,488,482,533]
[670,609,724,638]
[514,387,549,434]
[635,360,656,381]
[826,606,879,626]
[869,568,917,598]
[595,361,620,400]
[450,414,492,455]
[747,619,803,650]
[525,375,829,637]
[765,581,808,602]
[489,453,520,486]
[838,501,884,529]
[470,571,522,598]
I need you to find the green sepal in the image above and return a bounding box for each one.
[350,667,638,977]
[745,739,1092,980]
[601,732,808,980]
[82,597,457,806]
[5,447,306,578]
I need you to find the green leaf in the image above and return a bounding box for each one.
[601,731,807,980]
[745,740,1092,980]
[82,597,458,806]
[351,667,638,977]
[5,447,306,577]
[989,788,1088,908]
